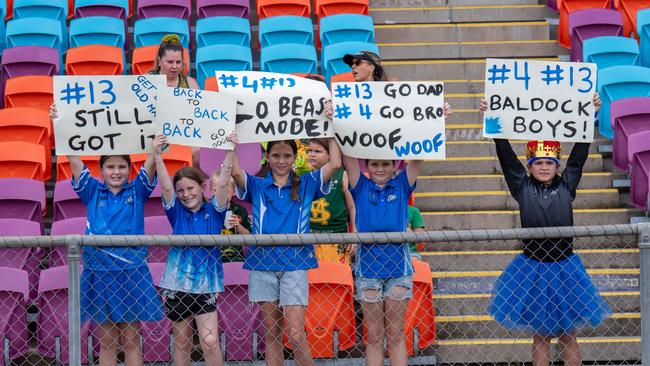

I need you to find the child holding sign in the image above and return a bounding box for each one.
[50,104,164,366]
[152,134,235,366]
[480,96,611,366]
[231,137,342,366]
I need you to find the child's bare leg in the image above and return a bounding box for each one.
[532,334,552,366]
[119,322,144,366]
[98,323,120,366]
[558,332,581,366]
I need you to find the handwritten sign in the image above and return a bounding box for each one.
[332,82,446,160]
[156,87,236,150]
[53,75,165,155]
[215,71,332,143]
[483,58,597,142]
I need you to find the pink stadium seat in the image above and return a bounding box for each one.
[0,267,29,366]
[0,177,45,226]
[3,75,54,112]
[197,0,250,18]
[137,0,191,20]
[145,216,172,263]
[630,148,650,210]
[558,0,611,48]
[200,143,262,177]
[0,219,41,303]
[569,8,623,61]
[145,184,165,217]
[612,97,650,171]
[50,217,87,268]
[142,262,172,363]
[53,180,87,222]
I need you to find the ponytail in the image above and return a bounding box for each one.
[290,169,301,201]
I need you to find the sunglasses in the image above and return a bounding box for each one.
[352,58,368,66]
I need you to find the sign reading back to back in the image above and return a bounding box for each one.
[53,75,165,155]
[215,71,332,143]
[156,87,236,150]
[332,81,446,160]
[483,58,597,142]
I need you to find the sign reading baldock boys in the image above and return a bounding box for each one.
[482,58,597,142]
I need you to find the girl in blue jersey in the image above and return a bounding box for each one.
[153,134,235,366]
[50,104,163,366]
[231,137,341,366]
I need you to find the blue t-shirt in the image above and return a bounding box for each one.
[72,166,157,271]
[237,169,330,271]
[158,195,227,294]
[351,170,415,279]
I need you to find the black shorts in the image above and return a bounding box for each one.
[163,291,218,322]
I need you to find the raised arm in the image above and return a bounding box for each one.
[342,172,356,232]
[343,155,361,189]
[214,133,238,207]
[405,160,423,187]
[319,138,342,183]
[153,135,174,204]
[230,136,246,190]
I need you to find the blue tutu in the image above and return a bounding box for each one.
[489,253,611,336]
[81,265,164,324]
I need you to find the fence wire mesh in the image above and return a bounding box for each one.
[0,226,644,365]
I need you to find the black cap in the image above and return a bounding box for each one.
[343,51,378,67]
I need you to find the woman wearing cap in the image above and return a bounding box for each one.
[480,95,611,366]
[332,51,452,366]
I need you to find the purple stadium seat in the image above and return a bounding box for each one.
[145,216,172,263]
[631,149,650,210]
[145,184,165,217]
[569,8,623,62]
[628,130,650,168]
[547,0,558,12]
[0,178,45,230]
[142,262,172,363]
[53,180,86,222]
[218,262,264,361]
[0,218,42,303]
[137,0,190,20]
[37,265,97,364]
[200,143,262,177]
[612,97,650,171]
[197,0,250,18]
[0,46,60,105]
[50,217,87,267]
[0,267,29,366]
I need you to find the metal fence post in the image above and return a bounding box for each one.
[639,223,650,366]
[67,235,82,366]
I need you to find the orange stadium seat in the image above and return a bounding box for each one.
[615,0,650,38]
[0,108,52,180]
[65,45,124,76]
[0,141,47,181]
[257,0,310,19]
[56,156,101,181]
[558,0,611,48]
[131,145,193,178]
[4,75,53,113]
[131,45,190,75]
[5,0,13,20]
[315,0,368,18]
[204,76,219,91]
[405,259,436,356]
[330,72,355,84]
[293,73,325,82]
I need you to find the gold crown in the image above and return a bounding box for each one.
[525,140,561,161]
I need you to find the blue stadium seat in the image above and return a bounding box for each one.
[0,13,5,54]
[321,41,378,82]
[319,14,374,47]
[134,17,190,48]
[13,0,68,50]
[638,8,650,67]
[258,15,313,47]
[597,65,650,139]
[260,43,318,74]
[196,16,250,47]
[195,44,252,88]
[69,16,126,48]
[6,17,64,55]
[74,0,129,19]
[583,35,640,70]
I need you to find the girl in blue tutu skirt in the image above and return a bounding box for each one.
[480,95,611,366]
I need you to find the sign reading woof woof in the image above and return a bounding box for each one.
[156,87,236,150]
[332,81,446,160]
[483,58,597,142]
[215,71,332,143]
[53,75,165,155]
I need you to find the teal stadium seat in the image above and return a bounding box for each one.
[260,43,318,74]
[258,15,313,47]
[134,16,190,48]
[69,16,126,48]
[196,16,251,47]
[321,41,378,83]
[319,14,374,47]
[13,0,68,50]
[638,8,650,67]
[195,44,252,88]
[583,35,640,70]
[6,17,64,55]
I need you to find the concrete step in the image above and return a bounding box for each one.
[421,208,640,229]
[370,4,554,24]
[378,40,567,60]
[445,110,481,125]
[444,93,481,109]
[374,21,550,43]
[445,125,483,141]
[414,188,619,210]
[421,154,603,175]
[369,0,540,9]
[418,235,638,252]
[440,80,485,94]
[443,140,602,157]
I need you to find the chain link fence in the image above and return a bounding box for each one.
[0,225,647,365]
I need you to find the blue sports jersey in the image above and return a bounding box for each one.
[72,166,157,271]
[351,170,415,278]
[237,169,330,271]
[158,195,227,294]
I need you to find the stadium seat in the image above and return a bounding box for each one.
[65,45,125,75]
[612,97,650,171]
[218,262,265,360]
[196,16,251,47]
[4,0,13,20]
[319,14,374,48]
[37,265,98,364]
[12,0,68,50]
[142,262,172,363]
[558,0,610,48]
[547,0,558,12]
[321,41,379,82]
[196,0,250,18]
[131,45,190,75]
[597,65,650,139]
[0,14,5,54]
[568,8,623,62]
[200,143,262,176]
[56,155,101,181]
[0,178,45,221]
[614,0,650,38]
[0,141,47,181]
[0,107,52,179]
[258,15,313,47]
[133,17,190,48]
[583,36,640,70]
[74,0,129,20]
[145,184,165,218]
[145,215,172,263]
[405,259,436,355]
[0,267,29,365]
[69,16,126,48]
[0,218,41,302]
[260,44,318,74]
[132,145,192,178]
[195,44,253,88]
[315,0,368,19]
[257,0,310,19]
[204,76,219,91]
[50,217,87,267]
[639,8,650,67]
[53,180,86,222]
[4,75,53,112]
[138,0,190,20]
[329,71,355,85]
[629,141,650,210]
[6,17,64,54]
[0,45,60,100]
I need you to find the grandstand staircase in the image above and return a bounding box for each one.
[369,0,642,363]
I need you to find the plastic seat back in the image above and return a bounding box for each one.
[69,16,126,48]
[0,267,29,364]
[617,0,650,38]
[0,219,42,302]
[142,262,172,362]
[134,17,190,48]
[74,0,129,20]
[558,0,610,48]
[131,45,190,75]
[200,143,262,177]
[138,0,190,20]
[6,17,63,53]
[145,215,172,263]
[0,107,52,179]
[0,177,45,226]
[195,44,253,88]
[65,45,125,75]
[53,180,87,221]
[322,41,379,83]
[630,150,650,209]
[0,141,46,181]
[315,0,368,18]
[0,45,60,79]
[639,8,650,67]
[405,259,436,355]
[197,16,251,47]
[611,97,650,171]
[13,0,68,49]
[4,75,53,112]
[569,9,624,62]
[197,0,250,18]
[131,145,192,178]
[258,15,313,47]
[598,65,650,139]
[145,184,165,218]
[260,44,318,74]
[583,36,640,70]
[56,155,101,181]
[50,217,87,267]
[319,14,374,48]
[628,130,650,171]
[257,0,310,19]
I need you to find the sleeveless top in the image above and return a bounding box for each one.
[148,71,190,88]
[310,169,348,233]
